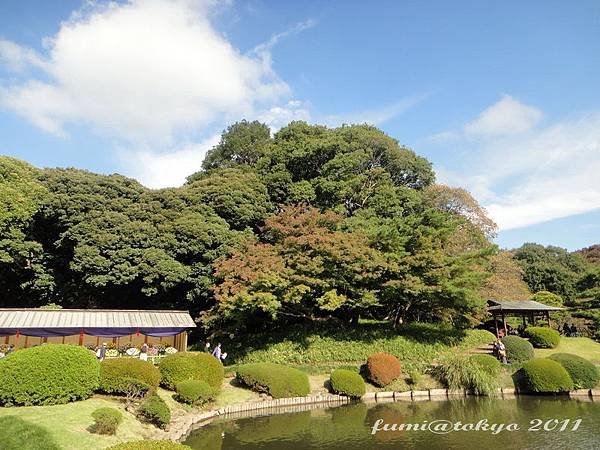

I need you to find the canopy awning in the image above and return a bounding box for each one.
[487,299,563,313]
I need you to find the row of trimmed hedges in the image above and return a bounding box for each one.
[236,363,310,398]
[518,354,599,393]
[0,346,225,406]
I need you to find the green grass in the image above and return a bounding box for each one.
[0,416,61,450]
[534,337,600,364]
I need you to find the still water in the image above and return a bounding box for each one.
[183,396,600,450]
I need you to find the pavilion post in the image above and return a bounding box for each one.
[546,311,551,327]
[501,312,507,336]
[522,315,527,327]
[493,314,499,337]
[4,336,8,345]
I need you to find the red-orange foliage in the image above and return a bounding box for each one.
[366,352,401,386]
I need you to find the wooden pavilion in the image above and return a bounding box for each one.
[487,299,563,337]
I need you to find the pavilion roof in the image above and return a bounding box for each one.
[487,299,563,312]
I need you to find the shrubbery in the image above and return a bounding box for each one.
[236,363,310,398]
[0,416,61,450]
[502,336,534,363]
[469,354,502,373]
[329,369,366,398]
[519,359,574,393]
[100,358,160,395]
[525,327,560,348]
[159,352,224,391]
[548,353,600,389]
[0,344,99,406]
[106,441,191,450]
[366,352,401,386]
[175,379,214,405]
[91,407,123,435]
[434,355,500,395]
[138,394,171,429]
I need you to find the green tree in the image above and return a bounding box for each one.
[531,290,564,307]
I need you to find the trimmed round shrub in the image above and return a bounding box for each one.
[100,358,160,395]
[236,363,310,398]
[159,352,224,391]
[329,369,366,398]
[469,354,501,374]
[366,352,401,386]
[138,393,171,429]
[91,407,123,435]
[0,416,61,450]
[548,353,600,389]
[520,359,574,393]
[107,441,191,450]
[525,327,560,349]
[501,335,534,363]
[175,379,214,405]
[0,344,100,406]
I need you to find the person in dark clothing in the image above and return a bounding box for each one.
[97,342,107,361]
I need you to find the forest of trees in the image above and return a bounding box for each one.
[1,121,599,334]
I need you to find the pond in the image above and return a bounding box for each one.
[183,396,600,450]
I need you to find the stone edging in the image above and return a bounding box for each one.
[167,388,600,441]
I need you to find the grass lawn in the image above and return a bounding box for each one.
[534,337,600,364]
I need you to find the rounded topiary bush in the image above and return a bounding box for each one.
[175,379,214,405]
[519,359,574,393]
[0,344,100,406]
[138,393,171,429]
[525,327,560,349]
[329,369,365,398]
[366,352,401,386]
[100,358,160,395]
[501,335,534,363]
[107,441,191,450]
[159,352,224,391]
[236,363,310,398]
[469,354,502,373]
[91,407,123,435]
[548,353,600,389]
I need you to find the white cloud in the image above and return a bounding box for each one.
[435,102,600,231]
[464,95,543,137]
[0,0,290,143]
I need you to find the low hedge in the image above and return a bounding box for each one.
[91,407,123,435]
[525,327,560,349]
[175,379,214,405]
[366,352,401,386]
[0,344,99,406]
[469,354,501,374]
[159,352,224,391]
[236,363,310,398]
[138,393,171,429]
[548,353,600,389]
[329,369,365,398]
[519,359,574,393]
[100,358,160,395]
[0,416,61,450]
[107,441,191,450]
[501,336,534,363]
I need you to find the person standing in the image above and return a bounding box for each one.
[204,342,211,353]
[98,342,107,361]
[212,343,222,359]
[140,343,148,361]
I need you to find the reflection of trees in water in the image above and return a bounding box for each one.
[231,411,312,443]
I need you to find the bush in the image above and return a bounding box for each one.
[100,358,160,395]
[329,369,365,398]
[519,359,574,393]
[0,344,100,406]
[366,352,401,386]
[107,441,191,450]
[159,352,224,391]
[502,335,534,363]
[91,407,123,435]
[525,327,561,348]
[548,353,600,389]
[138,393,171,429]
[236,363,310,398]
[175,379,214,405]
[435,355,500,395]
[0,416,61,450]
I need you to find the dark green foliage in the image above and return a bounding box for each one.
[366,352,401,386]
[502,335,534,363]
[0,416,61,450]
[138,393,171,429]
[0,344,99,406]
[434,355,500,395]
[91,407,123,435]
[548,353,600,389]
[236,363,310,398]
[107,441,191,450]
[519,359,574,393]
[175,379,214,405]
[100,358,160,395]
[525,327,561,348]
[469,354,502,373]
[329,369,365,398]
[159,352,224,390]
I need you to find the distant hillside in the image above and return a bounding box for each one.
[577,245,600,265]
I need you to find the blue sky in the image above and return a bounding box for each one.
[0,0,599,250]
